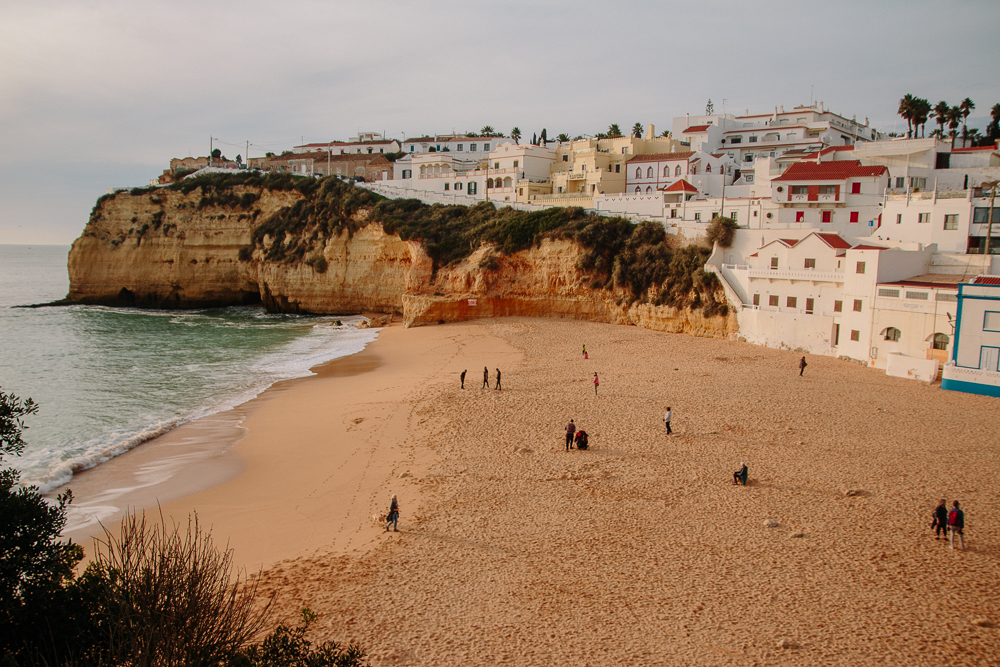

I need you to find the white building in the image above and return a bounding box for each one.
[403,134,501,161]
[624,151,735,196]
[293,134,401,155]
[942,276,1000,397]
[877,186,1000,255]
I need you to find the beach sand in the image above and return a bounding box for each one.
[74,317,999,665]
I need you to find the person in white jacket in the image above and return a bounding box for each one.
[663,407,672,434]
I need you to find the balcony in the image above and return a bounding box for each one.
[788,193,843,204]
[747,267,844,283]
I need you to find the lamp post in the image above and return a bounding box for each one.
[983,180,998,257]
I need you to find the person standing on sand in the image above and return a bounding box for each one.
[799,356,807,376]
[593,372,599,396]
[460,369,467,389]
[482,366,490,389]
[664,407,672,434]
[948,500,965,550]
[932,498,949,540]
[386,494,399,532]
[565,419,576,451]
[495,368,502,391]
[582,344,587,359]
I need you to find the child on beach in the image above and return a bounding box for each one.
[574,429,589,450]
[593,372,599,396]
[386,494,399,532]
[582,344,587,359]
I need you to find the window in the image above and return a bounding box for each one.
[402,169,411,179]
[986,312,1000,332]
[796,212,805,222]
[675,165,682,176]
[819,185,837,195]
[768,295,779,307]
[850,212,859,223]
[483,144,490,151]
[635,168,642,178]
[850,330,860,342]
[918,213,930,223]
[457,144,463,151]
[694,212,702,221]
[944,214,959,230]
[805,298,814,313]
[562,154,568,162]
[884,327,901,341]
[896,213,902,224]
[770,257,779,269]
[635,186,641,193]
[513,160,519,169]
[879,288,900,298]
[853,299,863,312]
[753,294,760,306]
[786,296,797,308]
[409,145,415,152]
[468,182,477,195]
[791,186,808,195]
[519,188,523,195]
[851,182,861,194]
[730,136,743,144]
[615,163,621,173]
[911,177,927,190]
[822,211,832,223]
[444,183,450,191]
[646,186,652,193]
[470,144,477,152]
[706,165,712,173]
[645,167,652,178]
[663,166,669,177]
[973,207,1000,224]
[937,293,957,303]
[856,261,866,274]
[834,300,843,312]
[670,208,677,218]
[804,258,816,269]
[906,291,929,301]
[456,182,463,190]
[895,176,905,188]
[749,136,758,143]
[621,147,629,154]
[933,333,949,350]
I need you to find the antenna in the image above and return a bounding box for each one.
[810,85,814,106]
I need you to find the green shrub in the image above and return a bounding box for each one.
[230,608,369,667]
[306,254,329,274]
[706,216,738,248]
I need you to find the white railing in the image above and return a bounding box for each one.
[943,364,1000,388]
[747,267,845,282]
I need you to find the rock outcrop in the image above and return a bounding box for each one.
[67,187,736,338]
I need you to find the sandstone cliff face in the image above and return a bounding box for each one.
[68,189,735,339]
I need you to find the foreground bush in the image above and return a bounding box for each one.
[232,608,370,667]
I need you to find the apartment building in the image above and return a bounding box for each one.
[624,151,735,196]
[293,133,401,156]
[403,134,500,161]
[942,276,1000,397]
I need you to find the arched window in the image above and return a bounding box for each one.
[635,167,641,179]
[663,166,670,177]
[932,333,949,350]
[487,178,494,188]
[690,166,697,175]
[635,186,641,193]
[706,164,713,173]
[503,176,512,187]
[646,186,652,193]
[675,165,681,176]
[647,167,654,178]
[883,327,902,342]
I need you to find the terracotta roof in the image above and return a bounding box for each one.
[815,232,852,249]
[780,238,799,247]
[851,244,887,251]
[683,125,710,133]
[952,146,997,153]
[880,274,963,288]
[662,179,699,193]
[971,275,1000,285]
[748,252,758,257]
[773,160,888,181]
[626,151,695,163]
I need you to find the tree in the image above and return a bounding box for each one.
[898,94,916,138]
[632,122,644,138]
[607,124,623,139]
[706,216,739,248]
[913,97,931,138]
[987,103,1000,142]
[540,128,548,144]
[531,132,537,145]
[947,105,962,148]
[557,133,570,143]
[706,99,714,115]
[480,125,495,137]
[212,148,222,159]
[959,97,976,146]
[932,100,950,140]
[510,127,521,144]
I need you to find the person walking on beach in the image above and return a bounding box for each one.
[565,419,576,451]
[931,498,949,541]
[460,369,467,389]
[948,500,965,550]
[593,372,600,396]
[386,494,400,532]
[482,366,490,389]
[495,368,502,391]
[799,356,807,376]
[664,406,673,434]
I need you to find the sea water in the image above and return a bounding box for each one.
[0,244,379,493]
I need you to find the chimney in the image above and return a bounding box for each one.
[780,105,785,113]
[646,123,655,140]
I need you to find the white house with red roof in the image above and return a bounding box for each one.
[293,135,401,156]
[769,159,889,233]
[624,150,735,196]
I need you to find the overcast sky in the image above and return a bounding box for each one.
[2,0,998,244]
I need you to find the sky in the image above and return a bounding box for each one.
[2,0,999,245]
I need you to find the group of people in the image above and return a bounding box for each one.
[459,367,502,391]
[564,419,589,451]
[931,498,966,550]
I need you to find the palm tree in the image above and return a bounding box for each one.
[631,122,643,138]
[988,103,1000,141]
[607,124,623,139]
[510,127,521,144]
[966,128,983,146]
[959,98,975,146]
[898,94,916,138]
[932,100,950,141]
[947,106,962,148]
[913,97,931,138]
[557,133,570,143]
[480,125,496,137]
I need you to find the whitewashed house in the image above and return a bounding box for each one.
[942,276,1000,397]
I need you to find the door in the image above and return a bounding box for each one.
[980,346,1000,372]
[806,298,814,314]
[832,323,840,347]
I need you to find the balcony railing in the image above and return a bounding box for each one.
[747,267,844,282]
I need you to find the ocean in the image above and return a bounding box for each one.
[0,244,379,493]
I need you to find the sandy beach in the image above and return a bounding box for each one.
[71,317,999,665]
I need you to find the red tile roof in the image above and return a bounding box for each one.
[773,160,888,182]
[815,232,852,249]
[971,275,1000,285]
[662,179,699,193]
[851,244,887,251]
[683,125,710,133]
[780,238,799,247]
[627,151,695,163]
[952,145,998,153]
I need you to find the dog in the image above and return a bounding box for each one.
[373,513,387,526]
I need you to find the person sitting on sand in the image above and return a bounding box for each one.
[386,494,399,532]
[733,462,748,486]
[574,429,589,450]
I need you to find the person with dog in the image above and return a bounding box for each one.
[948,500,965,550]
[732,462,748,486]
[386,494,400,532]
[931,498,949,541]
[565,419,576,451]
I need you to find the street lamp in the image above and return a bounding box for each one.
[983,180,998,257]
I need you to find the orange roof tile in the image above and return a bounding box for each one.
[662,179,699,193]
[815,232,852,249]
[773,160,888,182]
[627,151,695,163]
[683,125,710,133]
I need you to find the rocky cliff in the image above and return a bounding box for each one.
[68,182,736,338]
